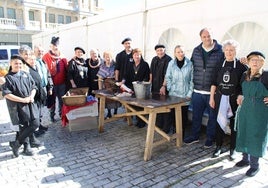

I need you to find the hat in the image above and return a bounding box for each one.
[247,51,265,59]
[154,44,165,50]
[74,47,85,54]
[51,36,59,46]
[121,37,132,44]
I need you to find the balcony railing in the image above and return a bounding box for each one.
[0,18,17,29]
[0,17,64,31]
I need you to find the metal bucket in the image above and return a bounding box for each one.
[132,81,151,99]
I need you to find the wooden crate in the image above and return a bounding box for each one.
[62,87,88,106]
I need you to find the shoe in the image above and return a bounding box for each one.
[229,149,237,161]
[10,140,21,157]
[30,139,44,148]
[246,167,259,177]
[50,117,56,123]
[34,129,45,137]
[204,139,213,148]
[39,125,48,131]
[105,113,112,120]
[22,143,34,156]
[29,134,44,148]
[212,146,222,158]
[235,160,249,167]
[184,136,199,145]
[135,121,146,128]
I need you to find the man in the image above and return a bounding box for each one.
[149,44,172,133]
[115,37,133,82]
[42,37,68,122]
[33,45,53,136]
[184,28,224,148]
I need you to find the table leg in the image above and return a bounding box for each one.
[98,96,105,133]
[175,105,182,147]
[144,111,156,161]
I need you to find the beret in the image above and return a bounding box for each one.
[247,51,265,59]
[51,36,59,46]
[121,37,132,44]
[154,44,165,50]
[74,47,85,54]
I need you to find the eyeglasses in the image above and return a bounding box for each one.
[249,58,263,63]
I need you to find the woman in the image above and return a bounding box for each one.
[68,47,89,88]
[120,48,150,128]
[86,49,102,95]
[235,51,268,177]
[2,55,38,157]
[165,45,193,135]
[210,40,247,159]
[97,51,120,119]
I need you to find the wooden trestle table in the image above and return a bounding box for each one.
[94,90,189,161]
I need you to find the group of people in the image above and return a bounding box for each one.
[1,27,267,178]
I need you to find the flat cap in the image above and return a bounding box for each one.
[247,51,265,59]
[121,37,132,44]
[154,44,165,50]
[11,54,24,62]
[74,47,85,54]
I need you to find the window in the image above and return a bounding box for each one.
[94,0,99,7]
[0,50,8,60]
[49,14,55,23]
[58,15,64,24]
[29,11,34,21]
[7,8,16,19]
[66,16,71,24]
[11,49,19,56]
[0,7,4,18]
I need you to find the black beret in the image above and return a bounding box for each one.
[11,54,24,62]
[154,44,165,50]
[51,36,59,46]
[247,51,265,59]
[74,47,85,54]
[121,37,132,44]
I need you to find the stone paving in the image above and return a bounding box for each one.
[0,104,268,188]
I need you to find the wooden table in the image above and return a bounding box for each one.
[94,90,189,161]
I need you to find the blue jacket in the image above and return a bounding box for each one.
[165,57,193,98]
[191,40,224,92]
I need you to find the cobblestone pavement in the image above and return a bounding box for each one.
[0,104,268,188]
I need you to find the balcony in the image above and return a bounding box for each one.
[0,18,17,29]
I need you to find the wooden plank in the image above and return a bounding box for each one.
[174,105,183,147]
[144,111,156,161]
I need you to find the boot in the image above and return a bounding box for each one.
[10,140,21,157]
[212,146,222,158]
[29,134,44,148]
[22,141,34,156]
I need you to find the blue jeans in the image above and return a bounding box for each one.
[191,92,216,141]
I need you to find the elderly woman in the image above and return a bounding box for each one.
[209,39,247,159]
[68,47,89,88]
[235,51,268,177]
[97,51,120,119]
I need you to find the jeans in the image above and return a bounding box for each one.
[191,92,217,140]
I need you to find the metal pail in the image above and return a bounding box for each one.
[132,81,151,99]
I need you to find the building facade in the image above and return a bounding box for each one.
[0,0,102,47]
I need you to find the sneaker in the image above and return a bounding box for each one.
[184,136,199,145]
[246,167,259,177]
[235,160,249,167]
[212,146,222,158]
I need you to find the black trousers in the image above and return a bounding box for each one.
[215,118,236,150]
